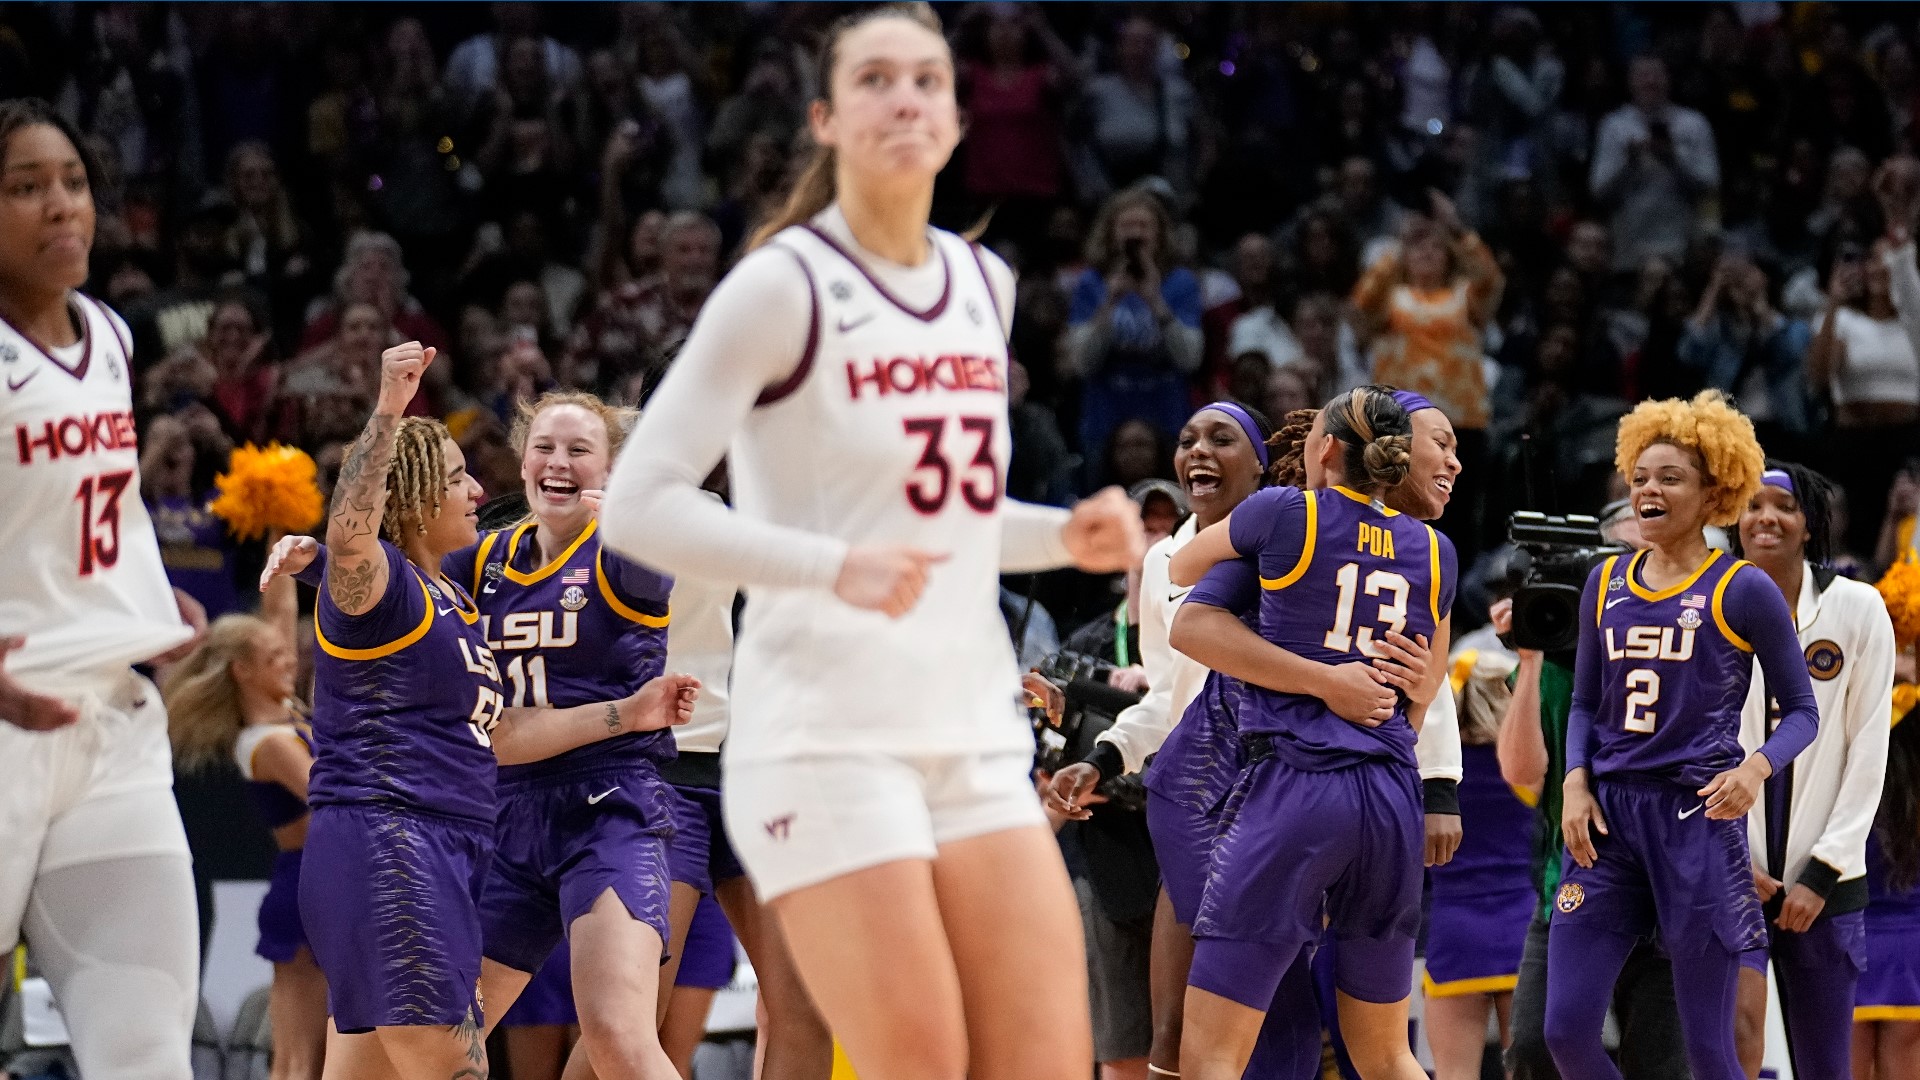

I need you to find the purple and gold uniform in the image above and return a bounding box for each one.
[498,941,577,1028]
[1548,549,1818,1080]
[449,519,679,974]
[1424,744,1535,997]
[301,541,505,1032]
[1856,831,1920,1022]
[236,722,312,965]
[1189,484,1456,1011]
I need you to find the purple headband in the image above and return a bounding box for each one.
[1762,468,1794,494]
[1391,390,1437,416]
[1198,402,1269,468]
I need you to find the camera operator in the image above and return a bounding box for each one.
[1498,501,1691,1080]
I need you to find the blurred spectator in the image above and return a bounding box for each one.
[469,32,581,220]
[221,141,316,343]
[1202,233,1292,394]
[1278,206,1362,298]
[1458,8,1565,208]
[141,413,244,622]
[299,231,449,355]
[367,18,470,285]
[1590,55,1721,273]
[1068,15,1197,208]
[201,292,282,444]
[568,211,719,394]
[444,2,583,115]
[1679,250,1811,448]
[462,210,589,339]
[706,41,805,185]
[127,190,240,367]
[625,5,709,210]
[1007,360,1075,508]
[1095,418,1172,494]
[1065,187,1203,456]
[955,3,1082,253]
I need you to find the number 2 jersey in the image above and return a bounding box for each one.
[447,518,673,782]
[1569,549,1818,789]
[724,223,1025,762]
[311,541,504,824]
[1227,484,1457,771]
[0,294,187,685]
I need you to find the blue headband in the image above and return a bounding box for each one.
[1762,468,1794,494]
[1391,390,1437,416]
[1198,402,1269,468]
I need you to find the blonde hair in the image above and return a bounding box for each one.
[1613,390,1766,527]
[384,416,452,541]
[165,614,272,774]
[508,390,637,461]
[1324,386,1414,492]
[747,3,947,251]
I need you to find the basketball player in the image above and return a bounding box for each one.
[299,344,695,1077]
[1854,697,1920,1080]
[1732,461,1893,1080]
[1546,392,1820,1080]
[1165,386,1456,1080]
[596,6,1140,1077]
[0,98,201,1080]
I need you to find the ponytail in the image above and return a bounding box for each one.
[748,144,838,251]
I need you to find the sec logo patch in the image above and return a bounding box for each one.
[1555,883,1586,913]
[1804,640,1844,681]
[560,585,588,612]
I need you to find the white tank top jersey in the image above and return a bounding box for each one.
[0,295,188,688]
[724,223,1028,763]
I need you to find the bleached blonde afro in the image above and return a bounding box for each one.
[1613,390,1766,528]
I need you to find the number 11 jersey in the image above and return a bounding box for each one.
[726,223,1023,763]
[1227,484,1457,771]
[0,295,186,684]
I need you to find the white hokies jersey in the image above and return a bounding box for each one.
[724,224,1025,763]
[0,295,187,688]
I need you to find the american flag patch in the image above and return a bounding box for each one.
[1681,594,1707,608]
[563,569,591,585]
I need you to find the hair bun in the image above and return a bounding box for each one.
[1363,434,1413,490]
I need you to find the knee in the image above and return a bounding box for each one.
[1733,996,1766,1062]
[1540,1004,1593,1063]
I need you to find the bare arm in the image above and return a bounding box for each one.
[1496,650,1548,798]
[324,343,432,616]
[1167,517,1240,587]
[1807,307,1844,393]
[488,674,699,767]
[251,730,314,802]
[1169,602,1395,724]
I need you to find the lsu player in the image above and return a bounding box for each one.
[1547,392,1820,1080]
[270,388,701,1078]
[0,98,201,1080]
[1167,386,1457,1080]
[296,344,695,1077]
[1732,461,1893,1080]
[598,6,1142,1076]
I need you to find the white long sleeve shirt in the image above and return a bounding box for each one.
[1741,565,1894,894]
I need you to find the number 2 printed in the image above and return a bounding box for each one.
[1623,668,1660,733]
[903,416,1000,514]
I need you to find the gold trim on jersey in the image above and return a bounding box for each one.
[502,519,598,585]
[1711,560,1754,652]
[1424,523,1443,623]
[1422,970,1520,998]
[315,572,435,660]
[471,530,502,595]
[1854,1006,1920,1021]
[595,548,671,627]
[1624,548,1722,602]
[1330,485,1398,516]
[1595,555,1621,627]
[1259,490,1318,590]
[438,574,481,625]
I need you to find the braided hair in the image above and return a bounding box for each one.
[1266,409,1318,488]
[382,417,450,541]
[1321,386,1414,494]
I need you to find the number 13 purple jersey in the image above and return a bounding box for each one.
[1227,485,1458,770]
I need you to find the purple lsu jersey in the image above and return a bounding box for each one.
[1147,556,1261,814]
[310,541,505,824]
[1577,550,1780,788]
[449,520,673,783]
[1227,484,1457,770]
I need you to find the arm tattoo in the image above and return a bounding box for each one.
[604,702,621,734]
[326,414,399,610]
[453,1007,486,1067]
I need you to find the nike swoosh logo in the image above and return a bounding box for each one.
[1678,803,1704,820]
[6,370,37,392]
[837,314,875,333]
[587,787,619,805]
[1169,587,1192,603]
[1606,597,1630,609]
[436,605,455,617]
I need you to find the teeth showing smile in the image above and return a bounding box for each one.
[1185,468,1220,497]
[1639,506,1666,519]
[1434,477,1452,494]
[540,480,578,498]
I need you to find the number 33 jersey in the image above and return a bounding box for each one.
[1227,484,1458,770]
[0,295,187,685]
[725,224,1023,762]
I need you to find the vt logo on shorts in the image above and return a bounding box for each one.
[764,813,795,841]
[1556,883,1586,913]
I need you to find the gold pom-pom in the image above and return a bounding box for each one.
[209,443,325,541]
[1876,560,1920,648]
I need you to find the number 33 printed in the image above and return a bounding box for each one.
[902,416,1000,514]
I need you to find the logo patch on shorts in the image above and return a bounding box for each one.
[1804,640,1845,681]
[560,585,588,612]
[1555,883,1586,913]
[1677,608,1702,630]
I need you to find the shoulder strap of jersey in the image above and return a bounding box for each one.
[754,240,820,409]
[1595,554,1620,628]
[595,546,671,628]
[471,530,502,595]
[1424,523,1444,624]
[1259,489,1318,591]
[1711,557,1756,652]
[314,567,435,660]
